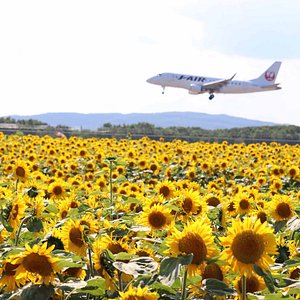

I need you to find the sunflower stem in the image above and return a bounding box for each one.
[118,270,123,292]
[15,178,19,192]
[109,160,113,204]
[242,275,247,300]
[15,215,32,246]
[181,267,188,300]
[88,246,95,278]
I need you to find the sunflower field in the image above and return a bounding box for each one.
[0,132,300,300]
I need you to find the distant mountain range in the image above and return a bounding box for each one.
[10,112,278,130]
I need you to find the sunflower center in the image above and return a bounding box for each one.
[182,198,193,213]
[207,197,220,207]
[239,199,250,210]
[178,233,207,265]
[257,212,267,223]
[52,186,63,196]
[64,267,81,278]
[231,231,264,264]
[290,267,300,279]
[69,228,84,247]
[148,211,167,229]
[159,186,171,198]
[108,243,126,254]
[227,202,235,212]
[16,166,26,178]
[11,205,19,220]
[23,253,53,276]
[276,203,292,218]
[238,276,260,293]
[202,262,223,281]
[3,262,18,276]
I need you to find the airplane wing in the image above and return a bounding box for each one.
[201,73,236,91]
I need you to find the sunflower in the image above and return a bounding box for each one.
[270,177,283,192]
[156,180,176,200]
[0,257,27,292]
[251,207,268,224]
[62,267,86,280]
[165,219,218,275]
[58,219,88,256]
[256,176,267,187]
[287,165,299,179]
[204,193,222,207]
[57,199,71,219]
[220,217,277,277]
[48,178,67,200]
[201,262,225,282]
[79,212,99,234]
[8,195,26,229]
[13,160,30,182]
[186,167,197,180]
[269,194,295,221]
[118,285,158,300]
[92,234,132,288]
[98,234,131,256]
[234,192,253,215]
[137,204,173,231]
[234,273,266,296]
[12,243,61,284]
[223,198,237,217]
[176,189,202,216]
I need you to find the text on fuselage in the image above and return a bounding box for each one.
[178,75,206,82]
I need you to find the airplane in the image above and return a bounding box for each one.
[146,61,281,100]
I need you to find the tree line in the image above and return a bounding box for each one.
[0,117,47,126]
[0,118,299,144]
[99,122,300,144]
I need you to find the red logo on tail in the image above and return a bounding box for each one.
[265,71,276,81]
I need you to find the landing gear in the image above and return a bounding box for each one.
[162,86,165,94]
[209,94,215,100]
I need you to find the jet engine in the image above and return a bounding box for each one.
[188,84,204,95]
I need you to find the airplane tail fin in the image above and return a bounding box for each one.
[250,61,281,86]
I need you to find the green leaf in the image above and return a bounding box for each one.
[265,294,295,300]
[45,203,59,214]
[253,264,275,293]
[114,252,136,261]
[113,256,158,278]
[79,277,106,296]
[274,220,287,233]
[21,284,54,300]
[283,257,300,267]
[159,254,193,286]
[57,258,85,269]
[202,278,235,296]
[59,280,87,292]
[263,270,276,293]
[253,264,266,277]
[26,217,44,232]
[0,209,13,232]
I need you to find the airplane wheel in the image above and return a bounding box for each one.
[209,94,214,100]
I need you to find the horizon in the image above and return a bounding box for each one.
[7,111,291,131]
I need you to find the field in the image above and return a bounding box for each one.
[0,132,300,299]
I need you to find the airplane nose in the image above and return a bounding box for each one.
[146,77,153,83]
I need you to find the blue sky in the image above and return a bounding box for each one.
[0,0,299,126]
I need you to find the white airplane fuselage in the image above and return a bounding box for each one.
[148,73,280,93]
[147,61,281,99]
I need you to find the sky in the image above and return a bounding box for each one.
[0,0,300,126]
